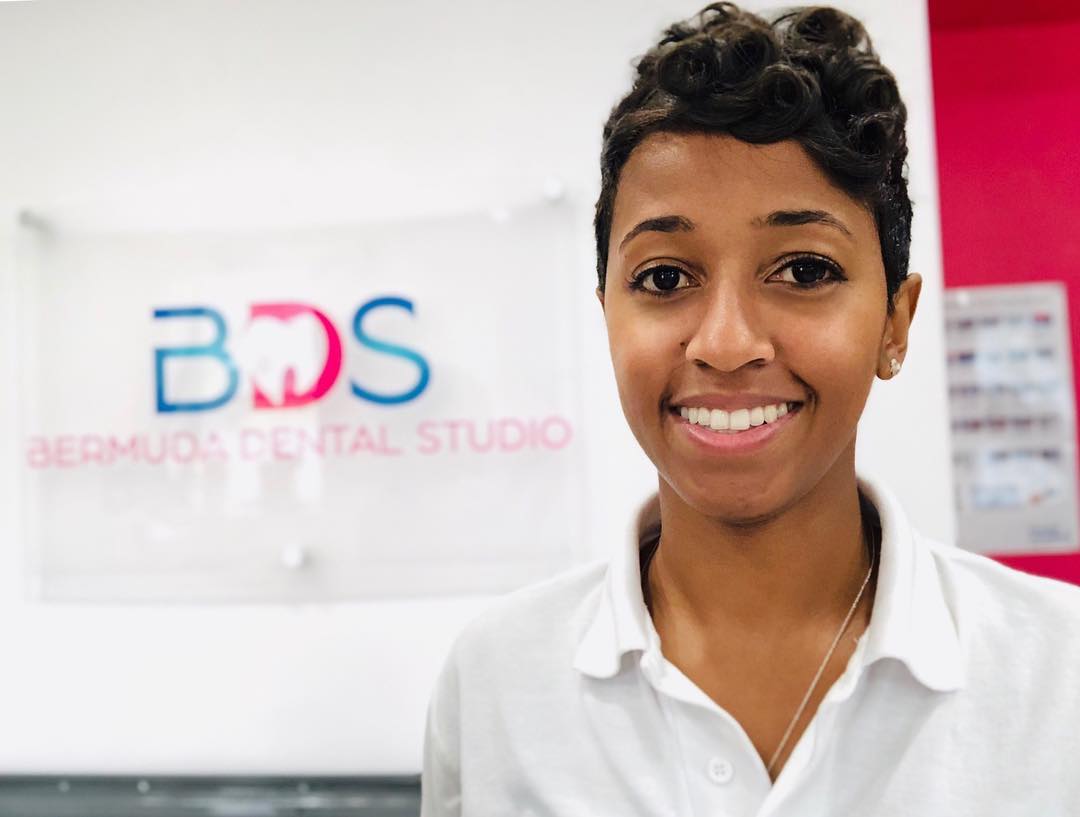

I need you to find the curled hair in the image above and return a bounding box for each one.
[595,4,912,308]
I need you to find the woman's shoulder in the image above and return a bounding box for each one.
[445,559,610,676]
[920,534,1080,655]
[924,534,1080,610]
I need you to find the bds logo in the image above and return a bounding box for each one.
[153,296,430,413]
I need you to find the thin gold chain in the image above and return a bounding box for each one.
[639,516,879,778]
[765,544,876,776]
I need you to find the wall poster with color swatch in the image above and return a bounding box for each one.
[945,282,1079,556]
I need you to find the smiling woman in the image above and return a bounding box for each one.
[601,134,912,533]
[421,4,1080,816]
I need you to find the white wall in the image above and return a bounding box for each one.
[0,0,951,773]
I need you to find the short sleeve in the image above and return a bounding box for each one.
[420,648,462,817]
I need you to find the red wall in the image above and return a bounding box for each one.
[930,11,1080,583]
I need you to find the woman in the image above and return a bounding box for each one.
[422,5,1080,815]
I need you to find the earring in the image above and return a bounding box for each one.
[889,358,902,376]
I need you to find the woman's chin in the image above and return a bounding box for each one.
[662,478,794,528]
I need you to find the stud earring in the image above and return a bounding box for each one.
[889,358,902,376]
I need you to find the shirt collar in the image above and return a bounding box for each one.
[856,476,964,692]
[572,475,965,693]
[572,494,659,678]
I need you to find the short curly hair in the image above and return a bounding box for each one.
[594,3,911,309]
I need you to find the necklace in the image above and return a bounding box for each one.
[639,522,878,779]
[764,540,875,776]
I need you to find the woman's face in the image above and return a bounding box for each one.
[600,132,920,523]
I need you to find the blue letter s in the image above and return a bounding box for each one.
[351,297,430,405]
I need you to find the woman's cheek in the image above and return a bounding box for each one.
[608,334,650,419]
[808,317,881,413]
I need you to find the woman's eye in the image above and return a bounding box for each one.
[771,256,844,287]
[631,265,693,294]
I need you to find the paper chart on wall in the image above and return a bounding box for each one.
[15,202,585,601]
[945,282,1079,555]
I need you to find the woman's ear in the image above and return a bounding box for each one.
[879,273,922,379]
[596,286,605,312]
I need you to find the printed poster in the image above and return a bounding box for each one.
[945,282,1079,555]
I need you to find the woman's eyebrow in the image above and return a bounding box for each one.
[754,209,854,238]
[618,215,694,252]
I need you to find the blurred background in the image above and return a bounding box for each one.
[0,0,1075,813]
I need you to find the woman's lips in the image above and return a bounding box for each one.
[670,402,803,454]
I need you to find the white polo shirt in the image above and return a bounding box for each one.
[421,478,1080,816]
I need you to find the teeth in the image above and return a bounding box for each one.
[678,402,795,433]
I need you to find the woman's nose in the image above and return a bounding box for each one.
[683,284,776,373]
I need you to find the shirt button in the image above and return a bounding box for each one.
[706,756,735,785]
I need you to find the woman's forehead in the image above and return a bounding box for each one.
[612,132,876,242]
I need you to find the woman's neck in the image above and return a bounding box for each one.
[647,461,872,636]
